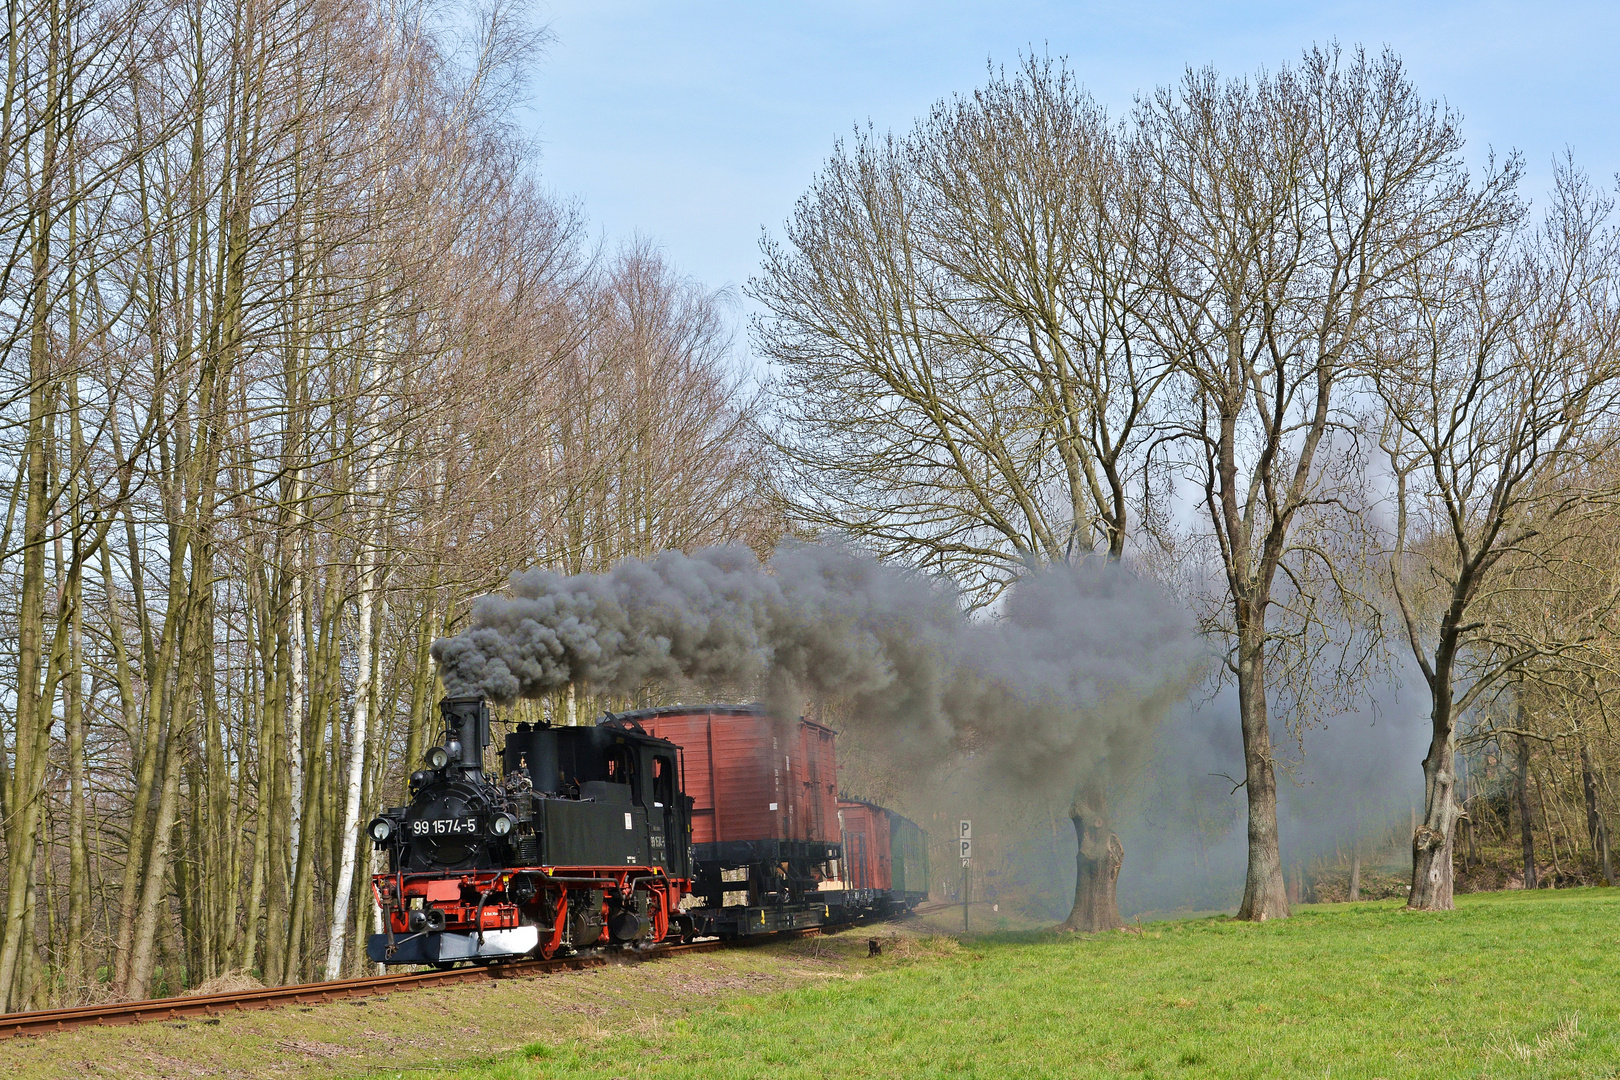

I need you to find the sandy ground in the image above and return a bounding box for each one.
[0,923,939,1080]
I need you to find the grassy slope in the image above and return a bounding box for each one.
[440,890,1620,1080]
[0,944,848,1079]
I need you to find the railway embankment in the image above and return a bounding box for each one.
[0,927,914,1080]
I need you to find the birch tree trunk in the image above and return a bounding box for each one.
[324,361,384,977]
[287,484,307,878]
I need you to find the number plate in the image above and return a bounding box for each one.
[410,817,477,836]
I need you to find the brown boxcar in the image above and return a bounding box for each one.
[837,798,929,911]
[626,704,840,850]
[837,798,893,892]
[610,705,843,935]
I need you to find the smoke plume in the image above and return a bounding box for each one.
[1110,675,1431,916]
[431,542,1199,792]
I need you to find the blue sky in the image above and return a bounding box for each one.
[525,2,1620,334]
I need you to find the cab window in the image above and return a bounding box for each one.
[653,756,675,808]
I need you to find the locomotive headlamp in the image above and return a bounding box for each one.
[368,817,393,842]
[426,746,450,770]
[491,813,517,837]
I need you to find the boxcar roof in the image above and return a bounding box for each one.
[837,796,926,834]
[599,703,838,736]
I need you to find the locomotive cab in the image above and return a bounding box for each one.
[499,718,692,883]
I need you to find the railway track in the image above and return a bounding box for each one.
[0,930,818,1040]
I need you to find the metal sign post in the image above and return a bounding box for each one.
[959,820,971,933]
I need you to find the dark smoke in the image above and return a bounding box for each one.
[431,542,1199,792]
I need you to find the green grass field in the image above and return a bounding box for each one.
[425,890,1619,1080]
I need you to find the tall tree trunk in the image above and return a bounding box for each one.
[0,58,58,1005]
[287,516,306,878]
[1349,844,1360,902]
[1234,626,1288,921]
[65,540,88,998]
[62,141,91,1005]
[402,583,437,781]
[324,451,381,977]
[1516,733,1537,891]
[1579,742,1612,886]
[104,523,160,996]
[127,702,190,999]
[11,868,40,1009]
[239,576,278,974]
[177,779,205,985]
[1409,719,1459,910]
[127,467,217,999]
[281,573,337,983]
[196,583,227,978]
[261,602,292,982]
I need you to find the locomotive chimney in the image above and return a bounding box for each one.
[439,696,491,775]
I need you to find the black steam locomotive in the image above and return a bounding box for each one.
[365,697,927,967]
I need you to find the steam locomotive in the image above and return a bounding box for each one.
[364,697,928,966]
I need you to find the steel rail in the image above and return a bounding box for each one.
[0,928,819,1040]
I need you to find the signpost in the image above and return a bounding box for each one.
[959,820,971,932]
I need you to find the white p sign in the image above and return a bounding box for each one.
[959,819,971,840]
[959,837,972,861]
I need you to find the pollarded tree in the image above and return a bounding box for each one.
[752,56,1169,931]
[1375,164,1620,911]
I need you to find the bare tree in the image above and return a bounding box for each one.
[1375,164,1620,910]
[0,0,173,1009]
[1136,46,1517,920]
[756,57,1166,600]
[752,57,1171,930]
[549,243,775,574]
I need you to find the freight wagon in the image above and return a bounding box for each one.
[837,798,930,917]
[622,705,844,937]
